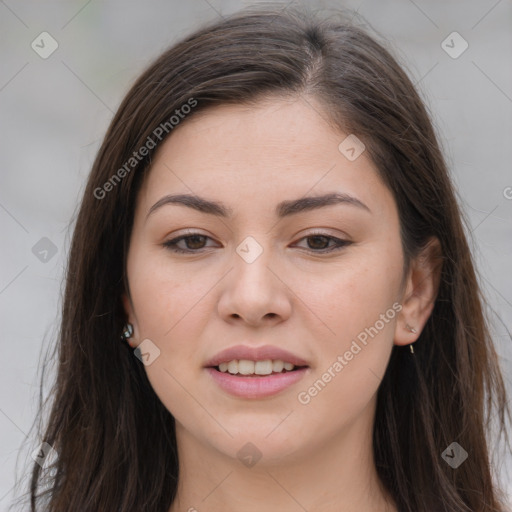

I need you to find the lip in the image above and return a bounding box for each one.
[205,367,309,399]
[204,344,309,368]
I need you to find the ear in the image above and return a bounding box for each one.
[122,292,139,348]
[395,237,442,347]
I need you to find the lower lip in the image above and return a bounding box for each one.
[205,367,308,399]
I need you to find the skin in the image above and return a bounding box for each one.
[123,95,440,512]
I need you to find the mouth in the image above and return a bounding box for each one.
[205,358,310,399]
[210,359,309,376]
[204,345,310,398]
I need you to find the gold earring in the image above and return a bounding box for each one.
[409,344,415,354]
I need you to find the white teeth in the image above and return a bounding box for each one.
[227,360,238,374]
[272,360,284,373]
[217,359,298,375]
[255,360,273,375]
[238,360,255,375]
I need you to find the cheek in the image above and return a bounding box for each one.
[293,240,402,410]
[126,245,216,397]
[128,244,206,339]
[301,238,403,345]
[293,301,397,445]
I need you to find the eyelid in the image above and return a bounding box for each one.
[297,227,350,239]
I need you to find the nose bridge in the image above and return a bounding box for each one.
[232,234,275,290]
[217,232,291,324]
[235,234,268,265]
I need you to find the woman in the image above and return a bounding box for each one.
[24,4,510,511]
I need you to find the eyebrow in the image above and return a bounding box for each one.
[146,192,371,220]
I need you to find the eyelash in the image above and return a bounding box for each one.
[162,231,351,255]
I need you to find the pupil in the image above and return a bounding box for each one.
[188,235,205,249]
[308,235,328,249]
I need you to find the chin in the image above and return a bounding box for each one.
[212,425,310,465]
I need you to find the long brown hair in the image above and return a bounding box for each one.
[18,4,510,511]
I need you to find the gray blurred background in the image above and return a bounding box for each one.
[1,0,511,508]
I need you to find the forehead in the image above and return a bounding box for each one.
[156,97,345,167]
[137,97,395,220]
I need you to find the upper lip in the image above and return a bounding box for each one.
[205,345,309,368]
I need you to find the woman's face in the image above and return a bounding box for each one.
[124,96,408,464]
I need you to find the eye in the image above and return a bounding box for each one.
[162,233,216,253]
[162,231,352,254]
[293,232,352,254]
